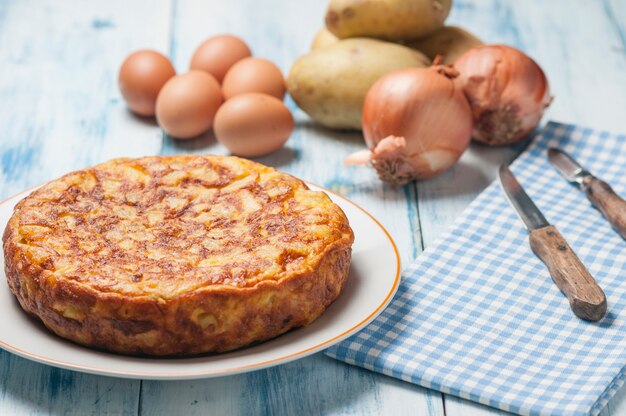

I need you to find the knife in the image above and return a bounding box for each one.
[498,164,607,322]
[548,147,626,239]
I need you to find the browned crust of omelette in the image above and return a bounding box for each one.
[3,155,354,356]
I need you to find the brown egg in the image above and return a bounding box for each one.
[222,57,286,100]
[189,35,251,83]
[119,50,176,116]
[155,71,223,139]
[214,93,294,157]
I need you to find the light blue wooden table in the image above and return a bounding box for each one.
[1,0,625,414]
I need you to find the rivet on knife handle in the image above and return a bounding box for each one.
[529,225,607,321]
[582,176,626,239]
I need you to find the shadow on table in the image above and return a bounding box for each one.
[125,110,159,128]
[160,129,300,169]
[416,159,491,202]
[444,393,514,416]
[296,120,365,147]
[251,147,299,169]
[161,130,219,154]
[138,353,437,414]
[0,349,138,415]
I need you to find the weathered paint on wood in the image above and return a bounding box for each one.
[141,355,444,416]
[0,351,139,416]
[0,0,173,414]
[0,0,625,415]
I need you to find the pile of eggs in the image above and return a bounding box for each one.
[118,35,294,158]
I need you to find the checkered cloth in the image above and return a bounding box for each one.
[325,122,626,416]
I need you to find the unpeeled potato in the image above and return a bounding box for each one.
[325,0,452,41]
[311,27,339,50]
[288,38,430,130]
[404,26,483,65]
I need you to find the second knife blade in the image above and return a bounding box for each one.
[548,147,626,239]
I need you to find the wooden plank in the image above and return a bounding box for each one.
[0,0,167,200]
[0,0,171,414]
[418,1,626,415]
[141,355,444,416]
[141,0,442,415]
[0,350,139,416]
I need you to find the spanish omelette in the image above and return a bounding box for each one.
[2,155,354,356]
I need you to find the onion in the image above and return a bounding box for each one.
[345,64,473,185]
[454,45,552,146]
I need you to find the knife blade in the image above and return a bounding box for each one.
[498,164,607,321]
[548,147,626,239]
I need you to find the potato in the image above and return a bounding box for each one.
[404,26,483,65]
[311,27,339,50]
[325,0,452,41]
[287,38,430,130]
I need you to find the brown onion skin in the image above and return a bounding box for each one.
[454,45,552,146]
[361,66,473,185]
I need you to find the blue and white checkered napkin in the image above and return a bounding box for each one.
[326,122,626,416]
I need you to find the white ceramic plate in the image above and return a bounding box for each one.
[0,184,400,380]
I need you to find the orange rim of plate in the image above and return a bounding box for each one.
[0,182,402,379]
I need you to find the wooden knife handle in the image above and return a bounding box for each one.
[529,225,607,321]
[583,176,626,239]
